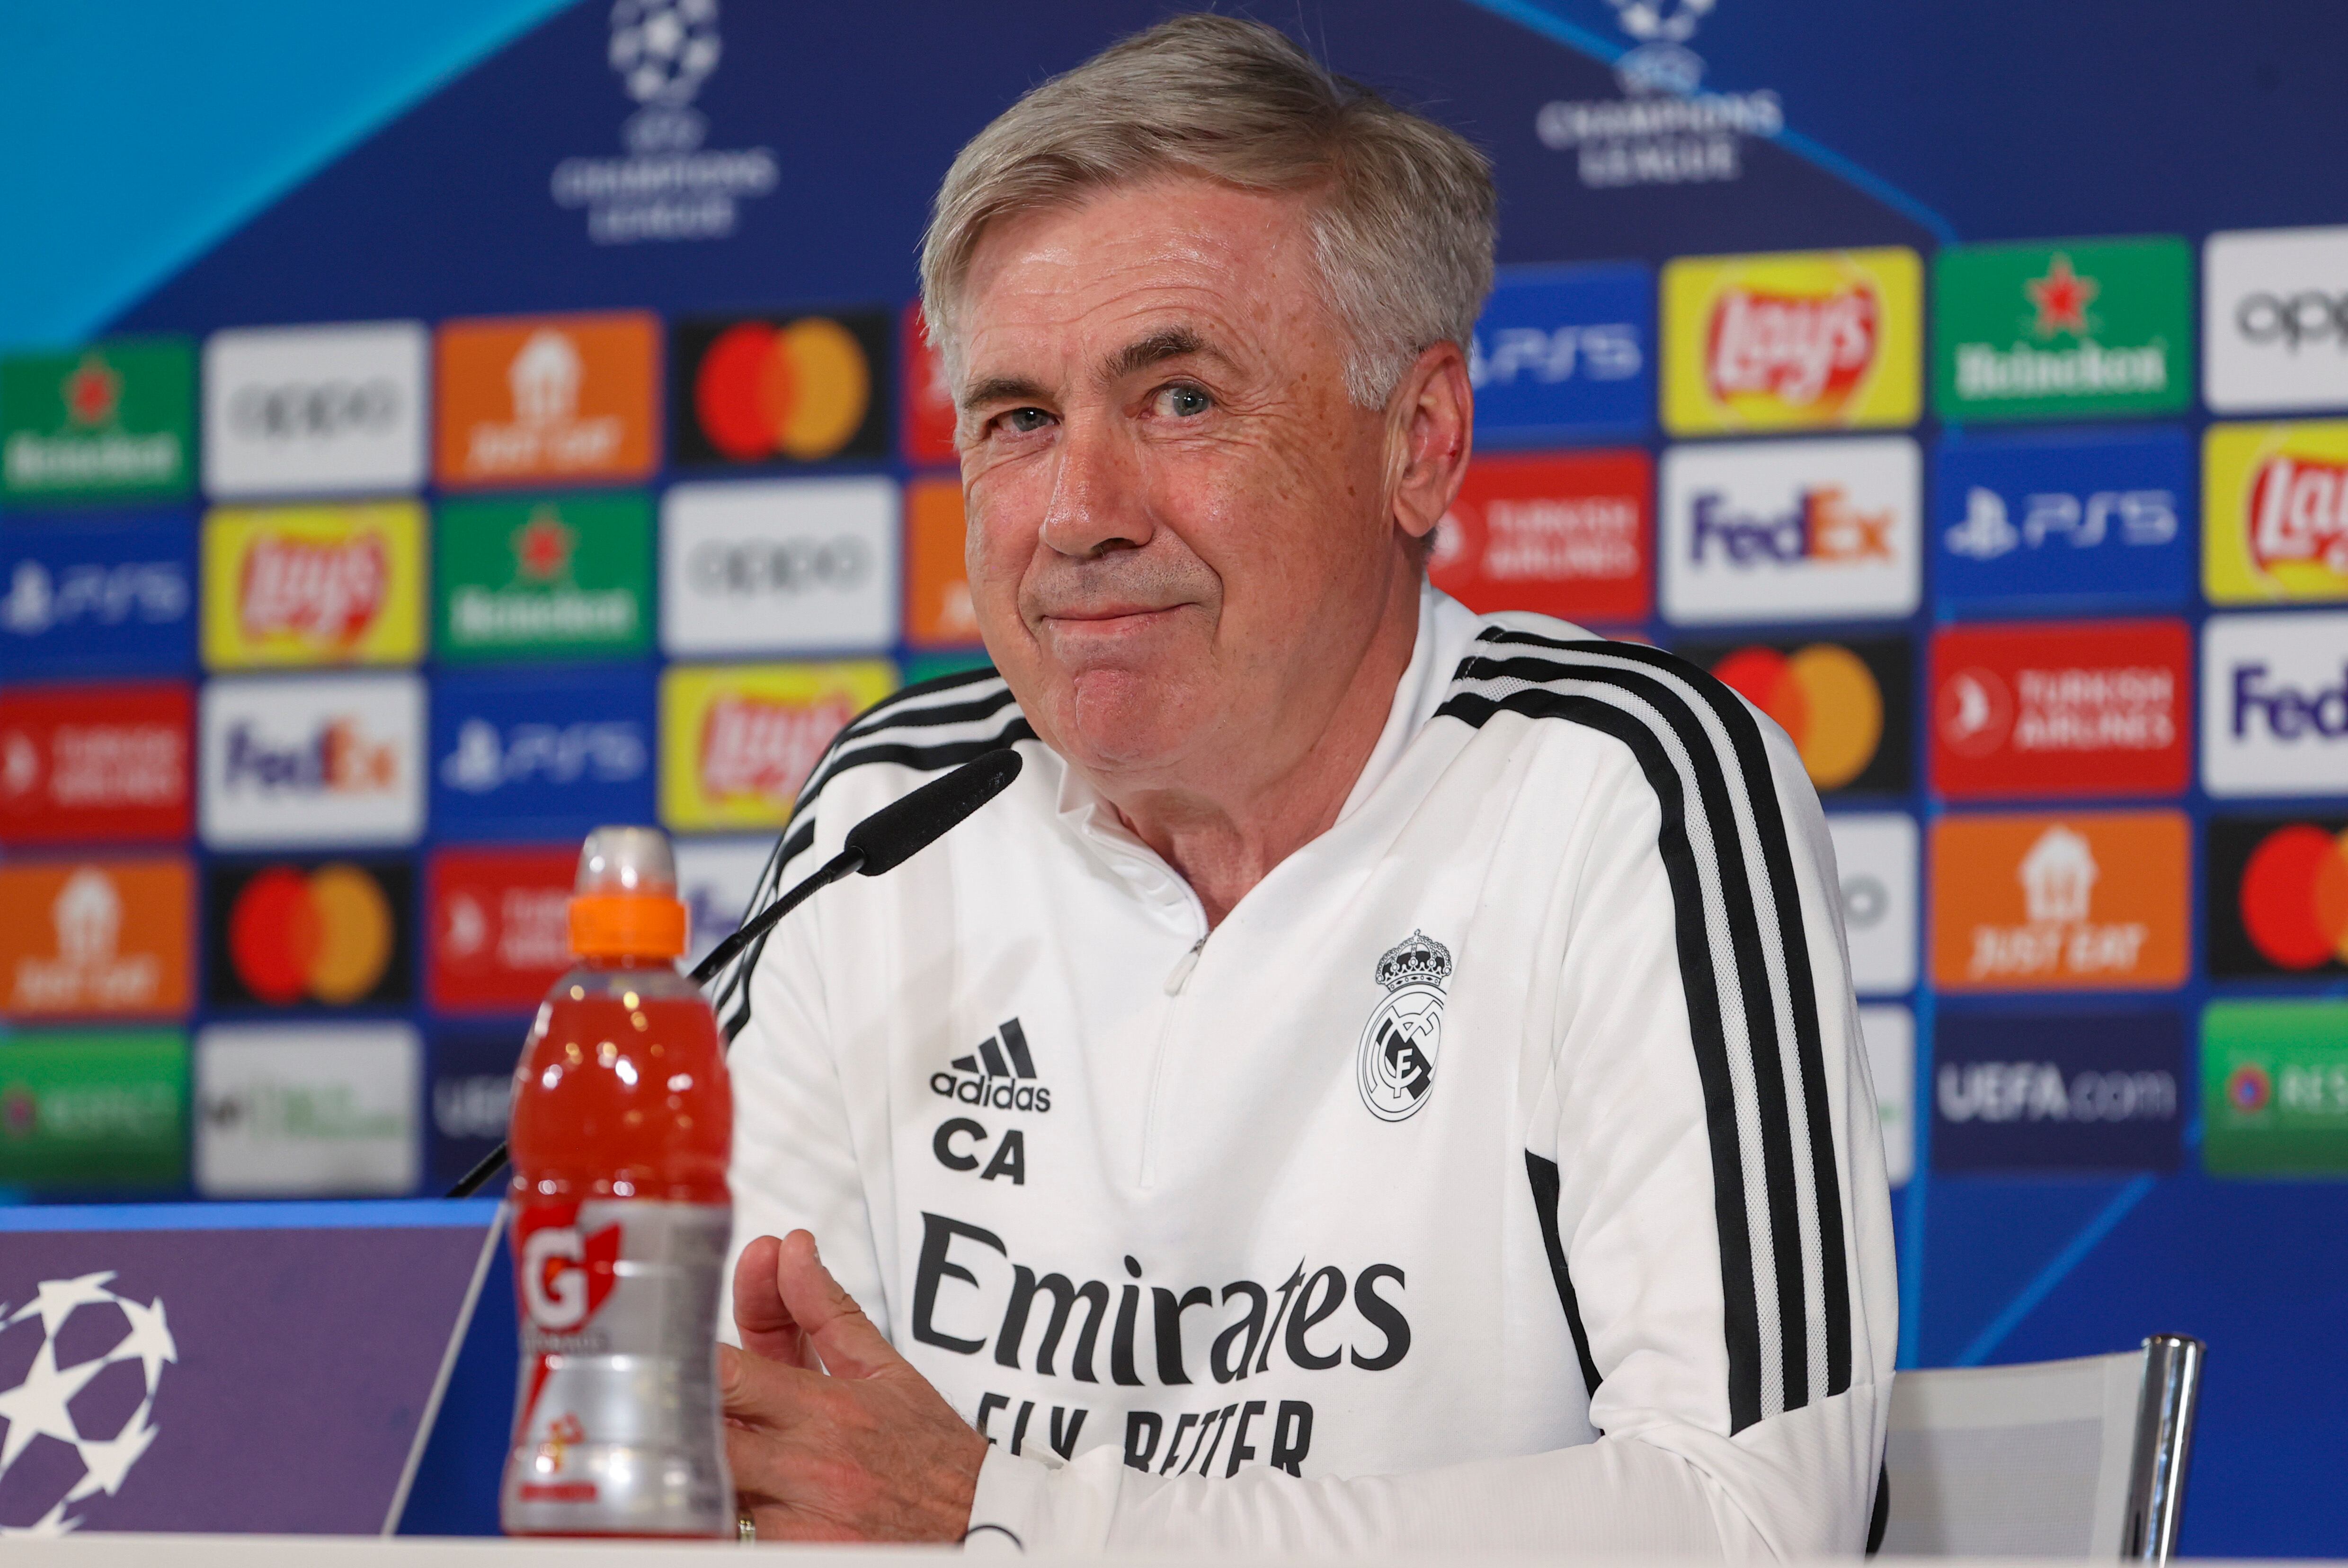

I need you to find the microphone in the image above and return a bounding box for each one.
[445,748,1024,1199]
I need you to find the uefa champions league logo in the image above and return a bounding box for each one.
[552,0,775,242]
[0,1273,175,1537]
[611,0,721,153]
[1609,0,1715,44]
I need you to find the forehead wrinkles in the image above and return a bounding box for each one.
[959,190,1324,385]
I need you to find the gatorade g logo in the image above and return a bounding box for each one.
[518,1204,622,1332]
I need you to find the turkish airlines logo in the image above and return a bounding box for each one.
[1707,284,1878,412]
[1429,450,1651,623]
[1930,621,2190,799]
[428,846,578,1011]
[698,694,854,802]
[518,1206,621,1333]
[0,684,192,844]
[239,533,387,646]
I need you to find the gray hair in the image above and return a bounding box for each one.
[918,15,1496,409]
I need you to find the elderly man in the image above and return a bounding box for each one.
[714,14,1894,1555]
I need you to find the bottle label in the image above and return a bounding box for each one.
[502,1198,734,1535]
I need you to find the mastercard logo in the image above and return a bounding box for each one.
[693,319,871,463]
[2239,822,2348,970]
[228,862,395,1005]
[1710,642,1884,790]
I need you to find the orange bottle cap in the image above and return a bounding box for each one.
[569,892,688,959]
[569,825,689,959]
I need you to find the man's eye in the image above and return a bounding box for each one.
[998,407,1054,435]
[1156,384,1212,418]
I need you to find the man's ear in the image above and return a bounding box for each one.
[1386,341,1475,543]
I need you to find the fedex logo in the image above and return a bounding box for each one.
[2205,612,2348,796]
[1662,437,1920,625]
[1935,430,2195,608]
[222,718,398,793]
[199,673,422,847]
[1468,263,1654,444]
[1689,486,1894,564]
[2231,664,2348,740]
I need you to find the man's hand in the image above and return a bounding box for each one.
[722,1229,988,1542]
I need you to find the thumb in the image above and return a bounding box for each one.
[774,1228,902,1381]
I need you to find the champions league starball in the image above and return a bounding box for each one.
[0,1273,175,1537]
[608,0,722,107]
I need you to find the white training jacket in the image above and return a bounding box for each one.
[720,588,1896,1556]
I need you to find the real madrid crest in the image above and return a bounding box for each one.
[1357,930,1451,1122]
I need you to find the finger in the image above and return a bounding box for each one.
[716,1341,825,1429]
[774,1229,903,1381]
[732,1234,815,1368]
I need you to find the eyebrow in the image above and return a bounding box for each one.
[958,326,1234,415]
[959,374,1051,413]
[1099,326,1226,384]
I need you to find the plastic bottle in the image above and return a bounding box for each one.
[499,826,734,1537]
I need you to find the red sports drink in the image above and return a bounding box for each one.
[500,826,735,1537]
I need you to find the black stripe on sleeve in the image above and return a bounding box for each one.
[1525,1150,1604,1411]
[1481,630,1854,1399]
[1441,630,1856,1432]
[1444,681,1766,1432]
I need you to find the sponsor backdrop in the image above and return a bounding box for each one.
[2,0,2346,1550]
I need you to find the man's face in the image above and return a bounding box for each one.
[953,177,1408,783]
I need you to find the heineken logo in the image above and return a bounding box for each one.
[513,510,577,581]
[63,355,123,428]
[435,495,650,662]
[1934,238,2190,423]
[2,339,194,501]
[2026,253,2098,339]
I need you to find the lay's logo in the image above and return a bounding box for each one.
[203,503,424,668]
[2249,453,2348,579]
[2206,421,2348,604]
[1706,283,1879,414]
[1664,249,1921,435]
[701,695,855,800]
[240,533,386,645]
[660,661,896,830]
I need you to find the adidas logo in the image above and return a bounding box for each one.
[929,1018,1052,1113]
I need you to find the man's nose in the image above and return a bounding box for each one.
[1037,414,1151,559]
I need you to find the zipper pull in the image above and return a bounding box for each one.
[1164,935,1207,995]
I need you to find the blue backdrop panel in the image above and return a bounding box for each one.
[5,0,2348,1555]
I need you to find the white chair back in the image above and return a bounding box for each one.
[1880,1336,2201,1560]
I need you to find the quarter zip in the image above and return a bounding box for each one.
[1137,900,1210,1187]
[1164,934,1207,995]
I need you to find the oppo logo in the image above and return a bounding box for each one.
[2235,291,2348,352]
[228,379,402,440]
[685,535,869,596]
